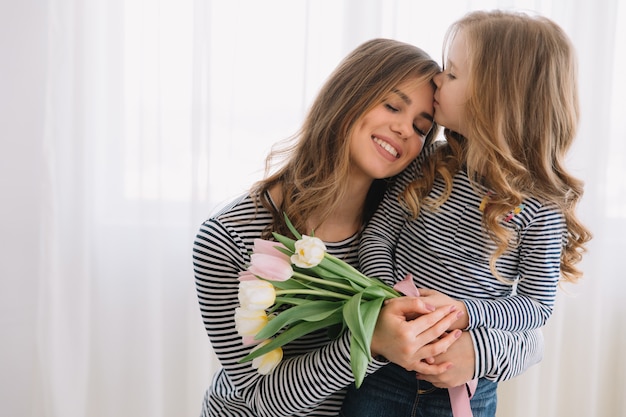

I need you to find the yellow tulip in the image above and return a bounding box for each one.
[251,340,283,375]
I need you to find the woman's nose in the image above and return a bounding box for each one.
[392,118,412,140]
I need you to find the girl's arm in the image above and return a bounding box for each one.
[462,202,564,332]
[415,327,544,387]
[358,155,423,280]
[415,201,564,333]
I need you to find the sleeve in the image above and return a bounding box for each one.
[358,157,421,283]
[193,218,386,417]
[463,205,565,332]
[470,327,544,382]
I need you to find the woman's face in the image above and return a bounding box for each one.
[433,30,470,136]
[349,78,435,182]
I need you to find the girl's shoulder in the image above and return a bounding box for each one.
[507,196,565,230]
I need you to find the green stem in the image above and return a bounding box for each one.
[276,288,352,300]
[322,254,401,298]
[291,271,356,294]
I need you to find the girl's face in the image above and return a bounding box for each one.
[433,30,470,136]
[349,78,435,182]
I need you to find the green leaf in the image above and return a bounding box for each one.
[342,290,386,388]
[269,279,309,291]
[350,334,370,388]
[272,233,296,252]
[342,293,369,355]
[239,311,344,362]
[256,301,343,339]
[360,285,387,301]
[283,213,303,239]
[358,296,384,351]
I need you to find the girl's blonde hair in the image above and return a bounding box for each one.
[402,10,592,283]
[252,38,440,239]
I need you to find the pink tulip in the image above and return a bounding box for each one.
[248,253,293,282]
[253,239,290,262]
[238,270,257,281]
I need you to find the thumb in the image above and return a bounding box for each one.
[416,288,436,297]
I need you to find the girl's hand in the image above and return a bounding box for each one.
[414,331,476,388]
[370,297,463,372]
[417,288,469,330]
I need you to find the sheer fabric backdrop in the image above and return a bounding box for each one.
[1,0,624,416]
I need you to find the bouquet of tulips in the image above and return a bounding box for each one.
[234,215,402,388]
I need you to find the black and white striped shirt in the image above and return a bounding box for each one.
[193,193,386,417]
[359,142,555,381]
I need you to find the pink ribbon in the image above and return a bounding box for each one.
[448,379,478,417]
[393,274,477,417]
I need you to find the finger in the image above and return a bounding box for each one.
[412,360,453,376]
[409,307,462,344]
[415,372,451,389]
[416,330,462,361]
[384,296,436,317]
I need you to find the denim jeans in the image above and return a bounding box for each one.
[340,363,497,417]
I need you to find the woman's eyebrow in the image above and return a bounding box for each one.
[392,88,412,105]
[391,88,434,122]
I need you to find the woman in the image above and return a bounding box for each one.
[192,38,461,417]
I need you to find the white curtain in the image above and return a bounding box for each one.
[1,0,624,416]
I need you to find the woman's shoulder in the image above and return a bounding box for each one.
[206,192,266,222]
[199,192,271,240]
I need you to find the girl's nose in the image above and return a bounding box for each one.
[433,72,442,88]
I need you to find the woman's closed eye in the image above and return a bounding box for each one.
[413,124,427,137]
[385,102,431,137]
[385,103,399,112]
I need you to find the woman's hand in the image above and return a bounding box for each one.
[414,331,476,388]
[417,288,469,330]
[370,297,463,373]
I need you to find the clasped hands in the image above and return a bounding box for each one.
[370,289,475,388]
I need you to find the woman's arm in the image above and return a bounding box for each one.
[194,218,358,417]
[194,217,460,417]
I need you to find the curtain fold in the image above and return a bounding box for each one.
[1,0,623,416]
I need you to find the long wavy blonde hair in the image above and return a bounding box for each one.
[402,10,592,283]
[252,38,440,239]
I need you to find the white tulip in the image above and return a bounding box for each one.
[291,235,326,268]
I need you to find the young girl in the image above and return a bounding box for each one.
[193,38,466,417]
[341,10,592,417]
